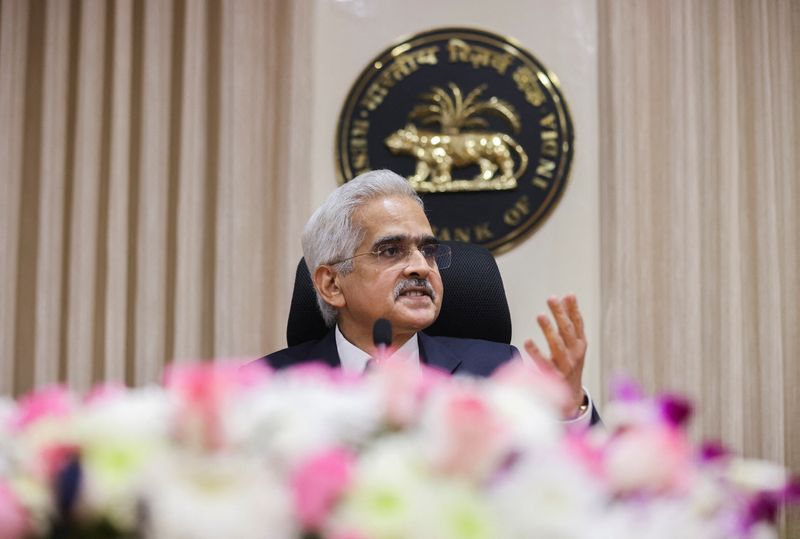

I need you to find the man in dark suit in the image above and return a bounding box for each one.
[266,169,598,425]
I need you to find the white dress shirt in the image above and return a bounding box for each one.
[335,325,420,374]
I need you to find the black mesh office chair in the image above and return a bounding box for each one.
[286,241,512,346]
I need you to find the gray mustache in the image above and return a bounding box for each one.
[394,278,436,301]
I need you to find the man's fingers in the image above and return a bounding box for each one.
[564,294,585,340]
[546,297,577,347]
[523,338,554,374]
[537,314,571,375]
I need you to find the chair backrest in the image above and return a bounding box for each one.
[286,241,512,346]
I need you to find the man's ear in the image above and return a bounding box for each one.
[313,265,346,309]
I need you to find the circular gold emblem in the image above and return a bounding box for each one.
[336,27,574,253]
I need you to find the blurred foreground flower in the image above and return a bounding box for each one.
[0,360,795,539]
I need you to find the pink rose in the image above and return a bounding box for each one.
[165,359,270,397]
[563,430,605,479]
[378,357,448,427]
[286,361,361,386]
[605,425,693,494]
[165,360,269,450]
[291,447,355,530]
[436,389,508,480]
[0,481,29,539]
[10,385,72,431]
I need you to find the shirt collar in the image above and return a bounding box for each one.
[335,325,420,374]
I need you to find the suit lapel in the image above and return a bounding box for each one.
[308,329,341,368]
[418,332,462,374]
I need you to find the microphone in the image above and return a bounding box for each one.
[372,318,393,360]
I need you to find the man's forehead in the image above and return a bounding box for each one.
[354,195,433,238]
[354,194,427,216]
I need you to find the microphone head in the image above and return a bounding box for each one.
[373,318,393,348]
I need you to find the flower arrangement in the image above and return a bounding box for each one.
[0,358,796,539]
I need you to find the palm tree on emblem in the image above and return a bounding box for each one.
[385,83,528,191]
[410,83,521,135]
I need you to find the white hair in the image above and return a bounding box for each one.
[302,169,424,327]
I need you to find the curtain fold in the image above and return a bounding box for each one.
[598,0,799,534]
[0,0,312,394]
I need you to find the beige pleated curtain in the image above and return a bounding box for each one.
[600,0,799,463]
[1,0,798,533]
[598,1,799,533]
[1,0,312,391]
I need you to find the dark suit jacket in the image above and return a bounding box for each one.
[264,329,601,426]
[265,329,517,376]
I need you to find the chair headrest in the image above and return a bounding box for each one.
[286,241,512,346]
